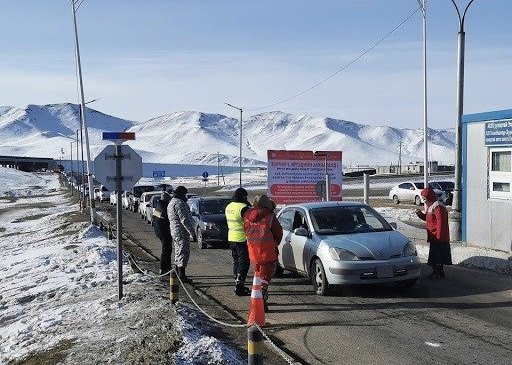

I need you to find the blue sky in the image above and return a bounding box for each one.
[0,0,511,128]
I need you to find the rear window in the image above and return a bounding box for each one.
[133,185,155,197]
[200,199,231,215]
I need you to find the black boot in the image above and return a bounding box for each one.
[176,266,192,283]
[234,275,250,296]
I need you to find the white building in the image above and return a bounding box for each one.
[462,109,512,253]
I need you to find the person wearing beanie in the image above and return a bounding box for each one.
[225,187,251,296]
[243,194,283,311]
[152,191,173,276]
[167,185,196,283]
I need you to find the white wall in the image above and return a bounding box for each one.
[466,123,512,252]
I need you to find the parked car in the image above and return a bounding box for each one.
[188,196,231,249]
[93,187,101,201]
[146,195,162,225]
[388,181,446,205]
[139,191,162,218]
[94,185,110,202]
[275,201,421,295]
[431,180,454,205]
[128,184,156,212]
[109,191,117,205]
[121,191,132,210]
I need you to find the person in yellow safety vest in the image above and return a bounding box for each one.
[225,187,251,296]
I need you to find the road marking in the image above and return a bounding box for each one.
[425,342,441,348]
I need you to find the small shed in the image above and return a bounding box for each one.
[462,109,512,253]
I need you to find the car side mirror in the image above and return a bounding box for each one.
[294,227,309,237]
[389,222,397,230]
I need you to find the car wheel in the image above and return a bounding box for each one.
[311,258,330,296]
[414,195,422,206]
[392,195,400,204]
[395,278,418,289]
[273,263,285,278]
[197,229,206,249]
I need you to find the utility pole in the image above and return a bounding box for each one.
[225,102,243,188]
[217,152,220,186]
[71,0,95,223]
[398,141,403,175]
[449,0,475,242]
[417,0,429,187]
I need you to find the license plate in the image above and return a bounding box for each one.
[377,265,394,278]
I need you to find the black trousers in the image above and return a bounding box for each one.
[229,241,249,285]
[160,236,173,275]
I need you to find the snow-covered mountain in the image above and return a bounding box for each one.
[0,103,455,166]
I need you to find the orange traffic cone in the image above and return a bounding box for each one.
[247,275,266,326]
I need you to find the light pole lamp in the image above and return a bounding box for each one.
[314,151,330,201]
[225,102,243,188]
[417,0,429,187]
[449,0,476,242]
[71,0,95,223]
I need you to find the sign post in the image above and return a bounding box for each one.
[94,132,140,301]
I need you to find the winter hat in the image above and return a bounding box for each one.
[232,187,248,201]
[161,191,171,202]
[174,185,188,196]
[253,194,275,211]
[421,187,437,204]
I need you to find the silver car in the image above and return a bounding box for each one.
[388,181,446,205]
[276,201,420,295]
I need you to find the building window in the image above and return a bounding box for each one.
[489,148,512,200]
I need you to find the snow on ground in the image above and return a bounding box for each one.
[0,167,244,364]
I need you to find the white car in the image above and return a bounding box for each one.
[139,191,162,218]
[389,181,446,205]
[97,185,110,202]
[109,191,117,205]
[121,191,132,210]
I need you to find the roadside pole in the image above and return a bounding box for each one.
[363,173,370,205]
[115,143,123,300]
[94,132,141,301]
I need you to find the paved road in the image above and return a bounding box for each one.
[101,203,512,365]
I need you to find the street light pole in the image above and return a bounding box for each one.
[225,102,243,187]
[417,0,429,186]
[449,0,475,242]
[71,0,95,223]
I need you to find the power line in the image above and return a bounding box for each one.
[247,5,422,112]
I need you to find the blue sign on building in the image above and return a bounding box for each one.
[153,170,165,178]
[485,120,512,146]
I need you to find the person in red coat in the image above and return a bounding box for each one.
[415,187,452,279]
[243,194,283,311]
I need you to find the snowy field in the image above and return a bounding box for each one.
[0,167,244,364]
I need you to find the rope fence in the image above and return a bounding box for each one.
[103,220,298,364]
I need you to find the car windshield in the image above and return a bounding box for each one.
[200,199,230,215]
[435,181,454,189]
[310,205,392,235]
[133,185,155,198]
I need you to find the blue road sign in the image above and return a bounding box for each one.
[202,171,209,179]
[153,170,165,178]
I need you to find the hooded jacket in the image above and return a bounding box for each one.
[417,188,450,243]
[167,192,195,240]
[243,207,283,263]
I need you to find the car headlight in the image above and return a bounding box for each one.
[203,222,218,230]
[329,247,359,261]
[402,241,417,257]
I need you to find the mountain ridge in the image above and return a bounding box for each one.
[0,103,455,167]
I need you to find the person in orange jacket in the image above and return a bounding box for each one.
[415,187,452,279]
[243,194,283,311]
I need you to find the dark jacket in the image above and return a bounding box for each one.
[153,200,171,240]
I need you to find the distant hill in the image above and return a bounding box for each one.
[0,103,454,166]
